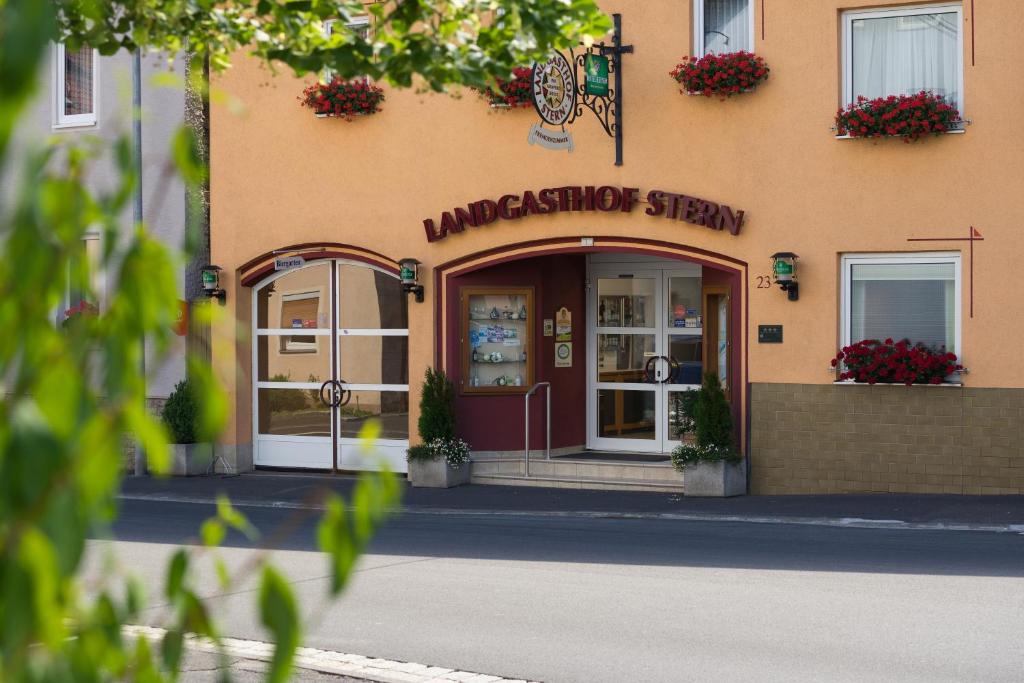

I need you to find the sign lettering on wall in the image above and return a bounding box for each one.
[422,185,746,242]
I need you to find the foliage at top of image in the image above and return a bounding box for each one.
[52,0,612,91]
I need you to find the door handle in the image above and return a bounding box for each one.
[336,378,352,407]
[319,379,343,408]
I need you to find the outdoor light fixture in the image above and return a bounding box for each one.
[200,265,226,305]
[770,252,799,301]
[398,257,424,303]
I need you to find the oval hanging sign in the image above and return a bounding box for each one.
[532,52,576,126]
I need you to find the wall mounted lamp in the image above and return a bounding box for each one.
[200,265,227,305]
[398,257,425,303]
[770,252,799,301]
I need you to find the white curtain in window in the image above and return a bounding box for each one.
[703,0,751,54]
[64,44,93,115]
[850,263,955,352]
[851,11,959,105]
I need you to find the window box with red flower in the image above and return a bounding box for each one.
[475,67,533,109]
[62,300,98,329]
[831,338,964,386]
[669,51,769,99]
[300,77,384,120]
[834,91,966,142]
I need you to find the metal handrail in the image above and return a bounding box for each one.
[524,382,551,478]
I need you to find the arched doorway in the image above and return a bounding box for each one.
[252,259,409,472]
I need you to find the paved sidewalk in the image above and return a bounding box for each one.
[120,471,1024,531]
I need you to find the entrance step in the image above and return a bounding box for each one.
[469,456,684,492]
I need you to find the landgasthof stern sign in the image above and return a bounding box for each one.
[529,51,576,152]
[527,13,632,166]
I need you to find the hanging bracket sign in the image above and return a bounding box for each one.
[528,13,632,166]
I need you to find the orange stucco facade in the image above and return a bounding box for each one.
[210,1,1024,492]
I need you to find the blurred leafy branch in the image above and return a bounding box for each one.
[0,0,608,680]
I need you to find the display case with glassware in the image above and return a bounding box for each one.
[461,287,534,394]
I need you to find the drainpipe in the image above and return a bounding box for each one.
[132,48,147,477]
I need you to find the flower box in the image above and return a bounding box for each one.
[170,443,213,476]
[835,91,961,142]
[683,460,746,497]
[300,77,384,119]
[407,457,470,488]
[832,338,963,385]
[476,67,534,109]
[670,51,769,98]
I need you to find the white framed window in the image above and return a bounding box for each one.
[53,43,98,128]
[842,3,964,113]
[840,253,961,356]
[694,0,754,55]
[322,16,371,82]
[279,291,322,353]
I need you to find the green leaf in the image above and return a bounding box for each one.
[259,566,300,683]
[200,518,226,547]
[161,628,184,674]
[216,494,259,540]
[166,549,189,602]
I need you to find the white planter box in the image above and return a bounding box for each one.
[407,458,470,488]
[170,443,213,476]
[684,459,747,497]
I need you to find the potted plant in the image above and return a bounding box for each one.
[475,66,533,109]
[299,76,385,120]
[671,373,745,497]
[161,378,213,476]
[407,367,470,488]
[670,51,769,98]
[832,338,963,385]
[834,91,961,142]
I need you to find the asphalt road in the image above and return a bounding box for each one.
[95,499,1024,683]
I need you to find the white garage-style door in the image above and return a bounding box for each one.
[252,260,409,472]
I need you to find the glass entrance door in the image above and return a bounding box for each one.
[587,264,713,453]
[254,260,409,472]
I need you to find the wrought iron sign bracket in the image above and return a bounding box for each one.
[569,13,633,166]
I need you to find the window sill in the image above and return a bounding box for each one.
[834,129,966,140]
[832,380,963,388]
[52,120,98,130]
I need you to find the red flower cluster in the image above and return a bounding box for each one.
[835,91,960,142]
[670,51,769,98]
[477,67,534,108]
[832,339,962,386]
[62,300,98,328]
[299,77,384,119]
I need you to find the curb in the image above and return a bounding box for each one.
[117,494,1024,534]
[123,624,537,683]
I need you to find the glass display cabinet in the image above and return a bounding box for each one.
[460,286,534,394]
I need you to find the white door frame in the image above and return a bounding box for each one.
[252,259,409,472]
[585,257,702,453]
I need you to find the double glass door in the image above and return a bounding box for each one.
[253,260,410,472]
[588,265,729,453]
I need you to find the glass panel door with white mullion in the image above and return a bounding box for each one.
[335,263,410,472]
[592,273,661,451]
[664,273,703,449]
[254,262,334,468]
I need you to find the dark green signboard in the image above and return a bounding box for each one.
[584,53,609,97]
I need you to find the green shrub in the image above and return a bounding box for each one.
[162,379,198,444]
[417,367,455,442]
[671,372,739,470]
[406,444,434,462]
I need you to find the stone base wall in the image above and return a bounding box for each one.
[750,384,1024,495]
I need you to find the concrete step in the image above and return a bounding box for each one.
[469,457,684,492]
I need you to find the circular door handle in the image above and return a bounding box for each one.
[319,380,343,408]
[643,356,660,384]
[336,378,352,407]
[664,356,680,384]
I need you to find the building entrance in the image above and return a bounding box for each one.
[252,260,409,472]
[586,256,731,454]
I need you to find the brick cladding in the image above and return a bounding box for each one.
[750,384,1024,495]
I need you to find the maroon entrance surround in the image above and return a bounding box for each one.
[433,237,749,454]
